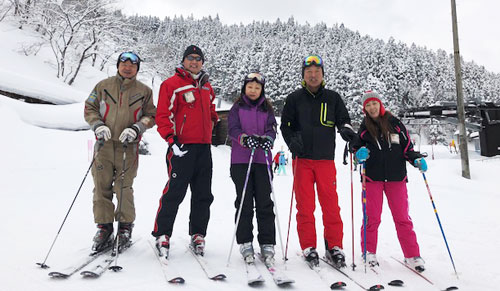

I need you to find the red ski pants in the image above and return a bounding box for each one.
[361,181,420,258]
[293,158,343,250]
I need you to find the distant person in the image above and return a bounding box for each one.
[273,152,280,173]
[152,45,218,259]
[280,54,356,268]
[228,72,277,263]
[277,149,287,175]
[449,139,458,154]
[84,51,156,252]
[351,91,427,272]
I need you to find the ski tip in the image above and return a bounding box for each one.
[109,265,123,272]
[277,279,295,285]
[80,271,99,278]
[330,281,347,289]
[168,277,185,284]
[368,284,385,291]
[388,279,404,286]
[37,262,50,269]
[48,272,68,279]
[210,274,227,281]
[444,287,459,291]
[248,280,265,286]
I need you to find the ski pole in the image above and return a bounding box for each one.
[37,138,105,269]
[284,156,298,261]
[350,151,356,271]
[361,161,367,273]
[421,172,459,279]
[264,150,285,262]
[227,148,255,265]
[110,140,128,272]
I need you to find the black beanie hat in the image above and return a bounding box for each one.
[182,45,205,63]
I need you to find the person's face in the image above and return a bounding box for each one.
[118,60,138,79]
[365,100,381,119]
[303,66,323,89]
[245,81,263,100]
[182,54,203,75]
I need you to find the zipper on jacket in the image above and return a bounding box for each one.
[179,114,187,136]
[320,102,334,127]
[129,96,144,107]
[104,89,117,104]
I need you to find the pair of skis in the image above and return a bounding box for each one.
[48,240,136,279]
[391,256,459,291]
[149,242,227,285]
[245,254,295,286]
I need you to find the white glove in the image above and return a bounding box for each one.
[172,143,188,157]
[95,125,111,141]
[119,127,138,143]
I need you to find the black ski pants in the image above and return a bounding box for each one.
[152,144,214,237]
[230,163,276,245]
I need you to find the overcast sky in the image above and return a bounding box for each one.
[117,0,499,73]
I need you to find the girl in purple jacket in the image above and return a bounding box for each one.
[228,72,277,263]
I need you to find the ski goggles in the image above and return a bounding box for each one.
[303,55,323,67]
[244,72,265,85]
[186,55,203,62]
[119,52,140,64]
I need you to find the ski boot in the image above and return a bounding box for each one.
[326,246,346,268]
[363,252,379,267]
[240,242,255,263]
[155,235,170,259]
[190,234,205,256]
[92,223,114,253]
[260,244,275,265]
[117,222,133,253]
[405,256,425,272]
[303,247,319,268]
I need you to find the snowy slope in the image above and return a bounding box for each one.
[1,19,499,291]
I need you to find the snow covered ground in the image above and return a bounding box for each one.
[1,20,499,291]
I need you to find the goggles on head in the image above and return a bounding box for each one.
[245,72,265,85]
[303,55,323,67]
[119,52,140,64]
[186,55,203,62]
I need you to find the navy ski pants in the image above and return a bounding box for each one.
[152,144,214,237]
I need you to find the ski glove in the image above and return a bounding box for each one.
[119,125,140,143]
[414,158,428,172]
[339,124,357,142]
[355,147,370,162]
[288,133,304,156]
[169,136,188,157]
[242,135,260,149]
[259,136,273,151]
[94,124,111,141]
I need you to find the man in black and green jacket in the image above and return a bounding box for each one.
[280,54,356,268]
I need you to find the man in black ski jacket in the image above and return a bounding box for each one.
[280,54,356,268]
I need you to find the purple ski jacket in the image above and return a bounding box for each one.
[228,95,277,165]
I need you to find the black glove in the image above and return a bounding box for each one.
[288,133,304,156]
[259,137,273,151]
[242,135,260,149]
[339,124,357,142]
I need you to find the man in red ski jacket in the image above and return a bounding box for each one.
[152,45,218,259]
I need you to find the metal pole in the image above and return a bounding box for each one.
[36,139,104,269]
[227,149,256,265]
[450,0,471,179]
